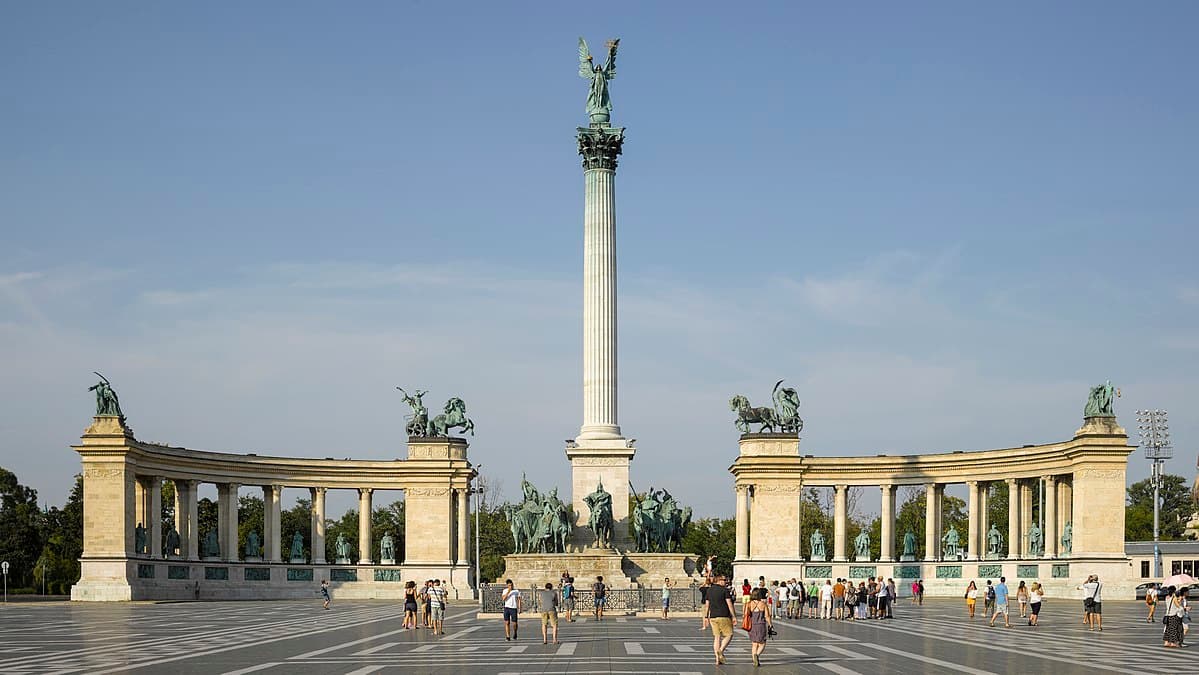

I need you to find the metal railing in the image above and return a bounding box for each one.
[480,584,704,614]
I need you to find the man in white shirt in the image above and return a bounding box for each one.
[1078,574,1103,631]
[502,579,523,641]
[821,580,834,620]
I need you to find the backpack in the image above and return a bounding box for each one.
[593,582,606,598]
[986,586,996,601]
[563,583,573,599]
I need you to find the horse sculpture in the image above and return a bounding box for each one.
[427,397,475,436]
[502,503,539,554]
[730,394,778,433]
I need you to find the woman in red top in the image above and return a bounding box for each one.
[741,580,752,605]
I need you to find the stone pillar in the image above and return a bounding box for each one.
[358,488,373,564]
[404,486,454,565]
[924,483,938,560]
[735,485,750,561]
[1044,476,1058,558]
[1019,481,1033,557]
[456,488,469,565]
[966,481,980,561]
[221,483,240,562]
[311,487,327,564]
[265,484,282,563]
[979,482,990,545]
[833,484,848,562]
[184,481,199,561]
[1059,477,1073,547]
[1006,478,1020,558]
[172,480,188,558]
[576,123,625,442]
[880,484,896,561]
[148,476,162,558]
[134,478,148,547]
[72,415,137,601]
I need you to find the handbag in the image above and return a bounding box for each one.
[742,612,753,631]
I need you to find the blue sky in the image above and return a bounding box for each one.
[2,2,1197,518]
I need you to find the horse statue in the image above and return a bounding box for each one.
[669,505,692,553]
[502,503,539,554]
[631,497,657,552]
[538,496,571,553]
[427,397,475,436]
[730,394,778,433]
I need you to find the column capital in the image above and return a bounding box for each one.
[577,125,625,171]
[1043,475,1057,486]
[735,484,751,495]
[359,487,374,496]
[1005,477,1018,487]
[834,483,848,492]
[966,480,978,487]
[311,486,327,497]
[880,483,895,494]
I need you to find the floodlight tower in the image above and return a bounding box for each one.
[1136,409,1172,578]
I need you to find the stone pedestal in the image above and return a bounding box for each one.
[244,556,263,563]
[289,557,306,564]
[380,557,397,566]
[899,554,916,562]
[334,557,351,565]
[501,550,697,589]
[566,439,636,552]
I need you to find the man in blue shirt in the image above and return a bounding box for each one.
[989,576,1011,628]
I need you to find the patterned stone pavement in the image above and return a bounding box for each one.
[0,599,1196,674]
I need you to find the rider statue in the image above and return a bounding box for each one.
[584,480,614,548]
[396,387,428,437]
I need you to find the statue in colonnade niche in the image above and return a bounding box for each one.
[809,530,827,561]
[853,529,871,561]
[88,372,124,418]
[134,522,147,555]
[203,530,219,558]
[335,533,351,561]
[380,532,396,561]
[165,525,180,557]
[902,530,917,558]
[941,525,961,559]
[987,524,1003,557]
[1083,380,1119,417]
[245,531,261,558]
[1027,523,1044,556]
[1061,521,1073,554]
[290,532,305,560]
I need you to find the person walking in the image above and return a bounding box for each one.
[1078,574,1103,631]
[662,577,676,620]
[1146,583,1159,623]
[421,579,433,628]
[704,574,737,665]
[698,578,711,630]
[742,579,752,607]
[1028,582,1043,626]
[502,579,522,641]
[775,581,788,619]
[562,575,576,622]
[592,575,608,620]
[787,579,800,619]
[403,580,419,628]
[983,580,996,618]
[1163,586,1185,647]
[917,579,925,606]
[319,579,331,610]
[964,580,979,618]
[989,576,1011,628]
[886,579,897,618]
[911,580,920,604]
[744,587,774,667]
[1016,581,1029,618]
[537,582,560,645]
[429,579,447,635]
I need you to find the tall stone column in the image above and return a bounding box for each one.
[184,481,199,561]
[221,483,240,562]
[148,476,163,558]
[979,482,990,546]
[1058,477,1073,550]
[833,485,848,562]
[173,480,189,558]
[265,484,282,563]
[966,481,980,561]
[566,123,635,550]
[311,487,327,564]
[134,478,148,545]
[1044,476,1058,558]
[924,483,938,560]
[456,488,469,566]
[1019,481,1034,557]
[735,485,750,561]
[1006,478,1020,558]
[880,484,896,561]
[358,488,373,565]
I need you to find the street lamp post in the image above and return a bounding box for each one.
[473,464,483,602]
[1137,409,1172,578]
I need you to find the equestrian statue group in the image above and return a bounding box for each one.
[504,475,574,554]
[730,379,803,434]
[397,387,475,437]
[631,485,692,553]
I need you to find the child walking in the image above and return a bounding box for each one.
[320,579,331,610]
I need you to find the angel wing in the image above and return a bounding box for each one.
[578,37,594,79]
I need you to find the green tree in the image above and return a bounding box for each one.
[197,498,218,545]
[372,500,405,561]
[474,505,514,582]
[1126,474,1192,541]
[237,495,264,556]
[0,467,47,588]
[679,517,736,579]
[280,499,311,560]
[326,509,358,562]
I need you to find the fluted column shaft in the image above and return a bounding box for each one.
[880,484,895,561]
[311,487,327,564]
[221,483,240,562]
[735,486,750,560]
[264,484,282,562]
[456,489,469,565]
[833,485,848,561]
[924,483,938,560]
[148,476,162,558]
[358,488,373,564]
[1020,482,1033,557]
[1006,478,1020,558]
[1044,476,1058,558]
[966,481,980,561]
[183,481,199,560]
[579,165,621,440]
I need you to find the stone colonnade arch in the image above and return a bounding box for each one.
[71,415,475,601]
[730,415,1136,598]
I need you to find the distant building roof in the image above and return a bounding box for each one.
[1125,540,1199,555]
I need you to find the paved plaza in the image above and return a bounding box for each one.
[0,599,1195,674]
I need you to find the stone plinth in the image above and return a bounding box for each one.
[566,438,636,551]
[501,550,698,589]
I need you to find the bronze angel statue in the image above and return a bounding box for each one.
[579,37,619,124]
